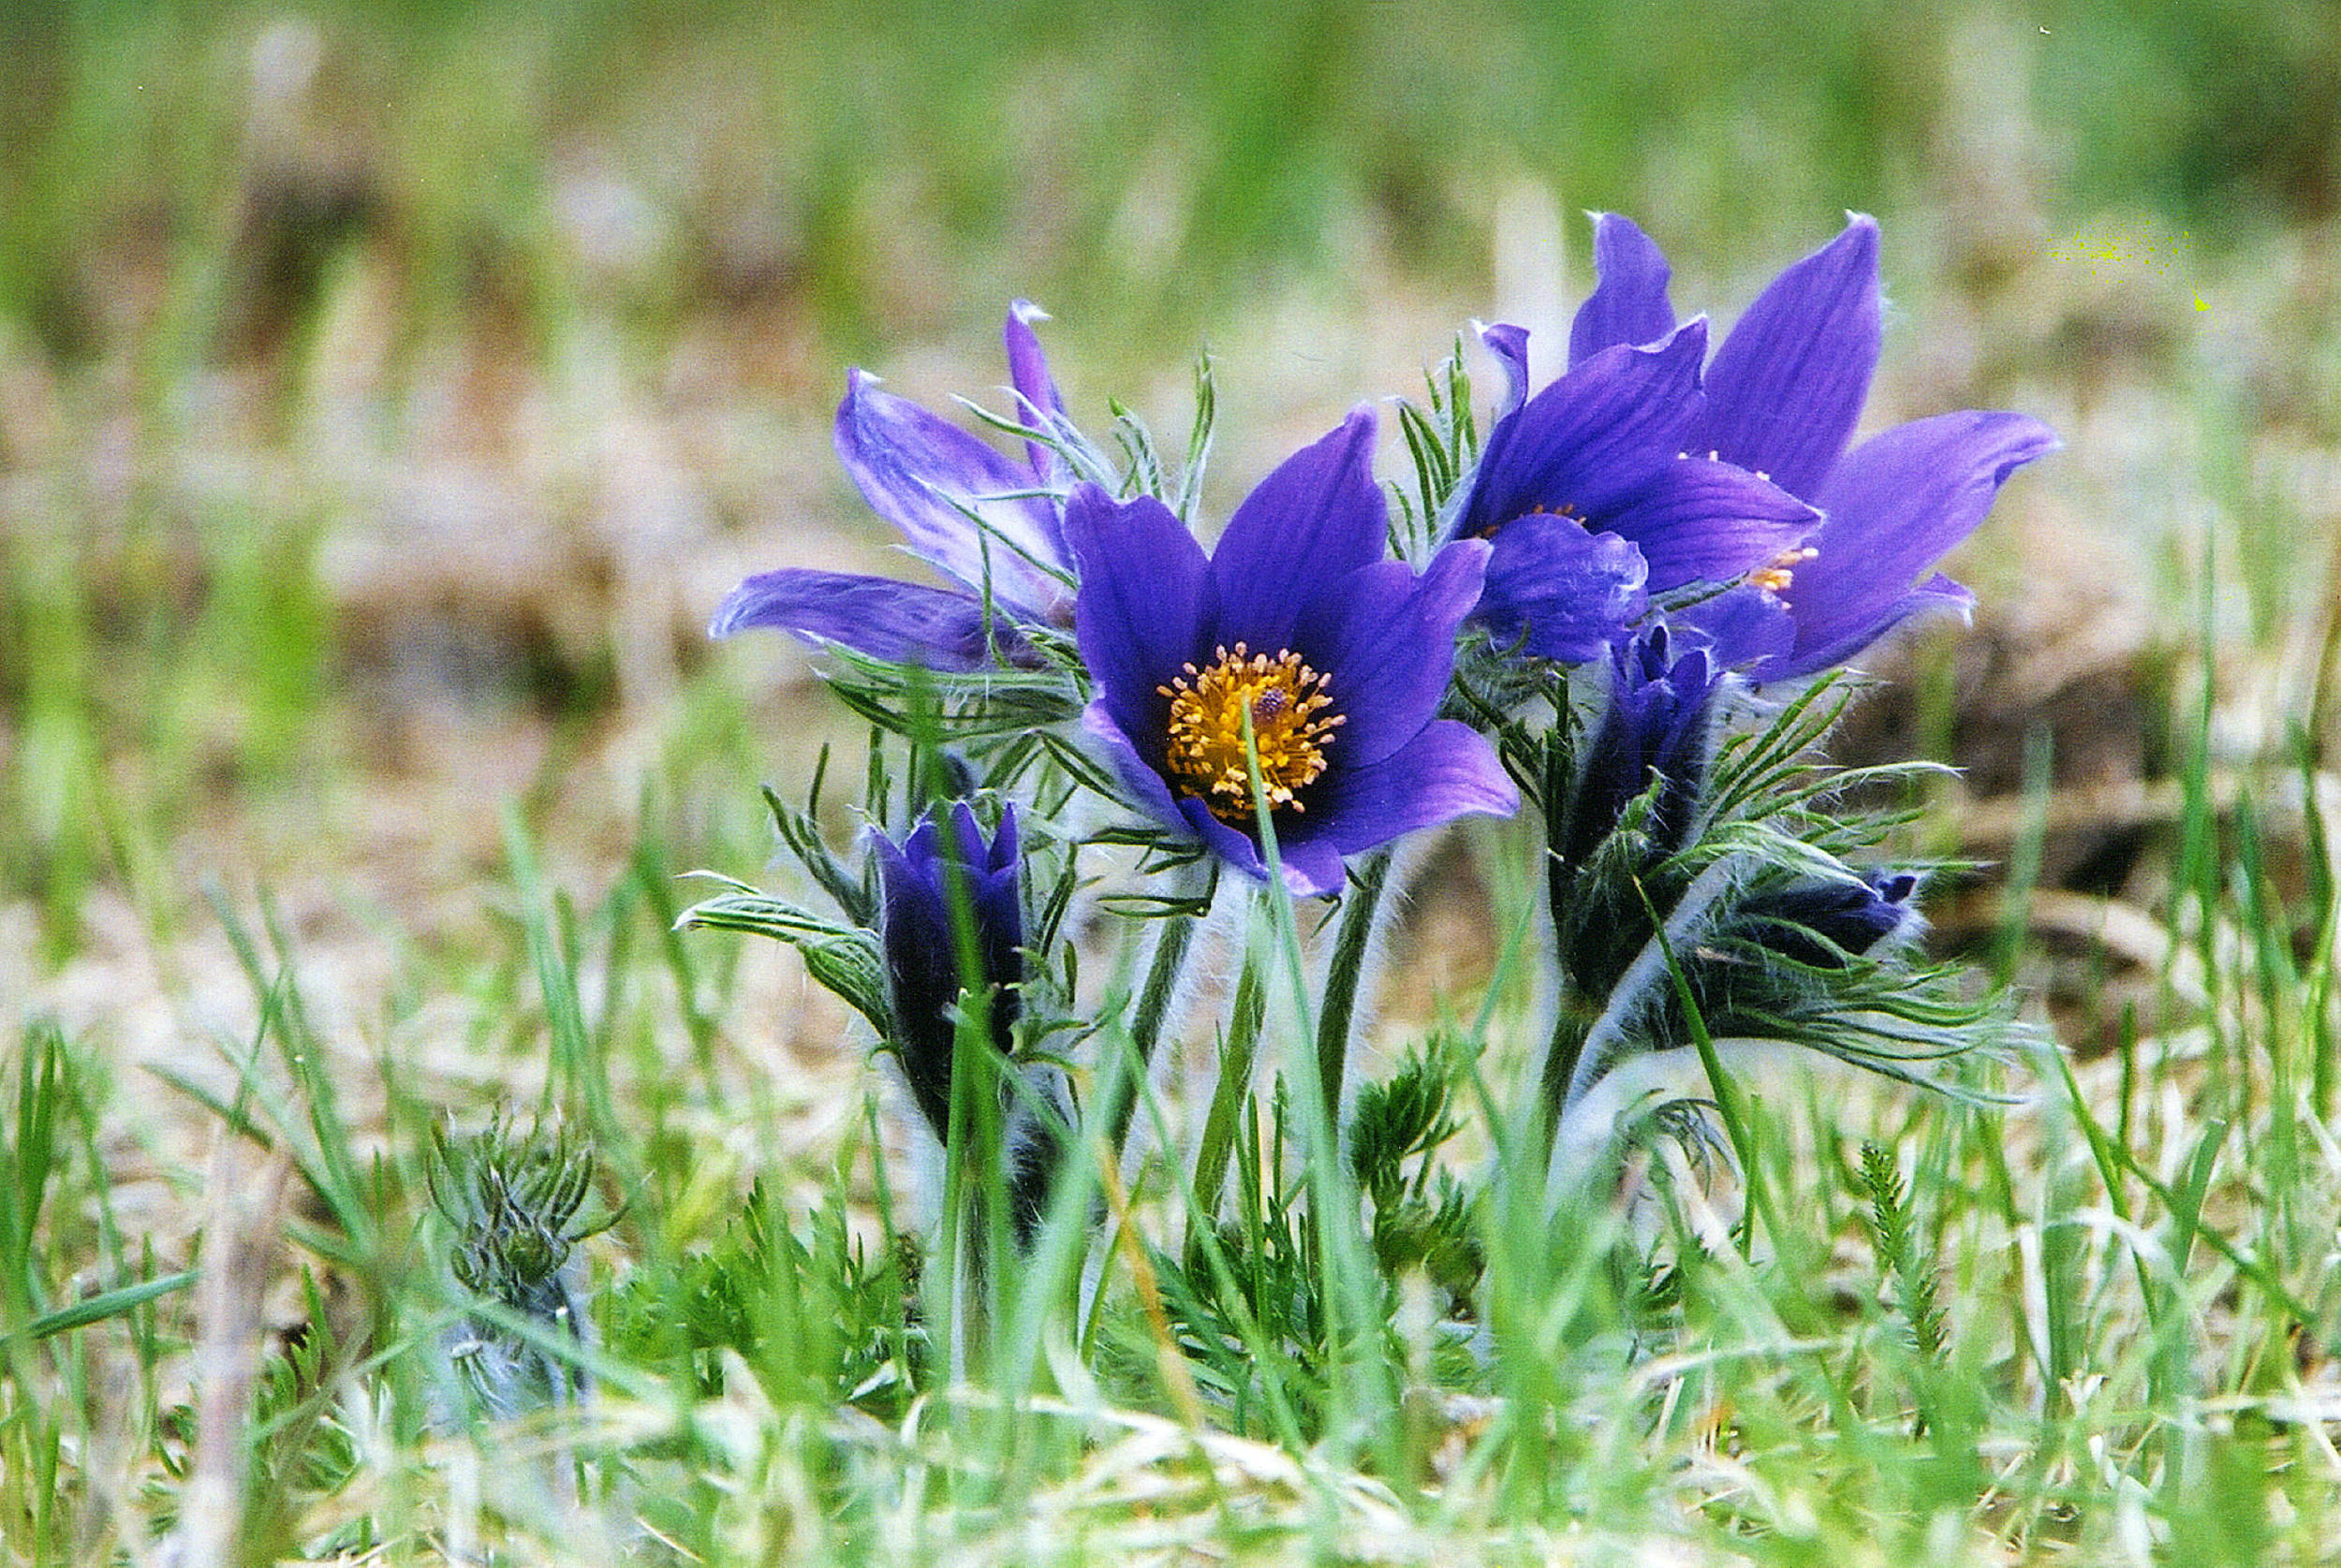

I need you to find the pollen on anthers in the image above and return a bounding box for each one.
[1158,641,1344,821]
[1749,545,1818,597]
[1478,500,1577,542]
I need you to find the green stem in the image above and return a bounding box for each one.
[1631,875,1777,1260]
[1188,937,1268,1230]
[1105,904,1199,1158]
[1538,985,1596,1161]
[1314,849,1391,1120]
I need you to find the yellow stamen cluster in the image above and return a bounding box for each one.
[1159,641,1344,822]
[1749,545,1818,597]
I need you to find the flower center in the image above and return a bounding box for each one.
[1749,544,1818,598]
[1158,641,1344,822]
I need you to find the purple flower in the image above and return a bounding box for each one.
[1569,213,2060,679]
[872,801,1026,1146]
[1067,410,1520,897]
[1562,625,1728,870]
[1733,870,1923,968]
[1450,314,1821,665]
[711,301,1076,670]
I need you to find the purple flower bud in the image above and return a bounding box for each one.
[871,801,1025,1145]
[1563,625,1727,870]
[1735,869,1923,968]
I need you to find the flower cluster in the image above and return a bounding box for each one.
[693,213,2054,1271]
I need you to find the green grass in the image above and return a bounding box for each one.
[7,602,2340,1562]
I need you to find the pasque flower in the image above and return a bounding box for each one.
[1068,410,1519,897]
[1732,869,1922,968]
[873,800,1061,1241]
[712,301,1076,669]
[1450,315,1821,665]
[1568,213,2060,679]
[872,800,1028,1143]
[1559,624,1727,872]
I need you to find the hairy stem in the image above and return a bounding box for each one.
[1315,848,1392,1119]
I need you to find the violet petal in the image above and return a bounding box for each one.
[1289,541,1489,768]
[1209,409,1385,652]
[835,369,1067,617]
[1004,300,1067,480]
[1065,486,1212,744]
[1474,518,1649,664]
[1611,457,1819,592]
[1479,322,1533,418]
[709,568,1012,670]
[1673,582,1798,669]
[1782,409,2059,667]
[1317,719,1521,857]
[1568,212,1679,367]
[1458,322,1709,538]
[1694,214,1881,498]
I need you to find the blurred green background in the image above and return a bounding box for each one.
[2,0,2336,970]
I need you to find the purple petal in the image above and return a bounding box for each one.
[1208,409,1386,652]
[1065,485,1211,743]
[709,568,1012,670]
[1292,540,1489,768]
[1671,582,1798,670]
[1774,573,1977,681]
[835,369,1068,618]
[1479,322,1532,418]
[984,799,1021,876]
[1080,699,1193,834]
[1178,795,1348,898]
[1568,213,1678,368]
[1695,214,1881,498]
[1473,518,1649,664]
[1608,456,1818,592]
[1780,409,2058,669]
[1004,299,1067,480]
[1259,831,1348,900]
[945,799,991,877]
[1458,321,1709,539]
[1317,719,1521,856]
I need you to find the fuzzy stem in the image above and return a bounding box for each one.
[1188,936,1269,1231]
[1544,855,1745,1167]
[1105,902,1200,1158]
[1315,848,1392,1120]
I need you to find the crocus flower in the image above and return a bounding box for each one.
[711,301,1076,670]
[1568,213,2060,679]
[1450,315,1821,665]
[871,800,1028,1145]
[1067,410,1519,897]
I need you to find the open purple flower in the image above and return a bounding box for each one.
[872,800,1027,1144]
[1568,213,2060,679]
[711,301,1076,670]
[1450,314,1821,664]
[1067,410,1519,897]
